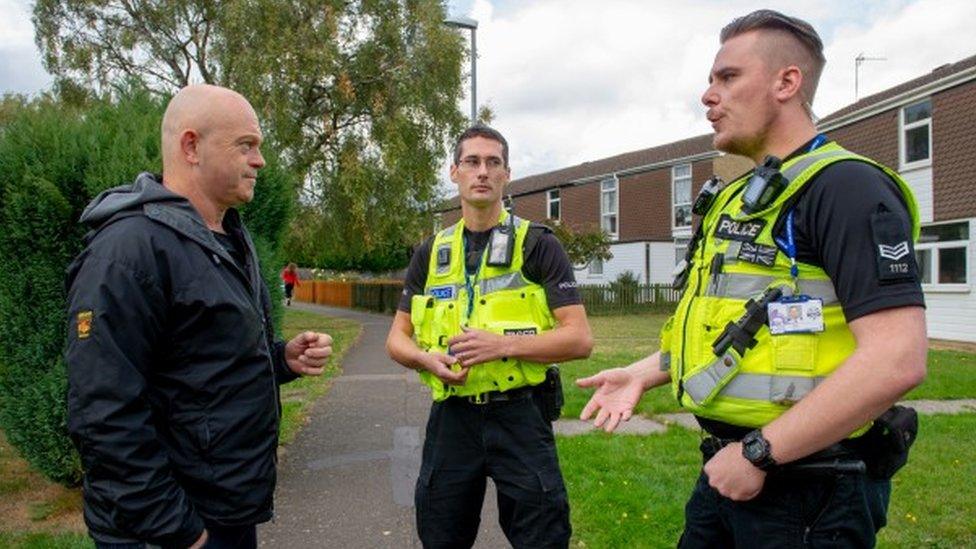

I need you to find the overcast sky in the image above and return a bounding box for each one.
[3,0,975,181]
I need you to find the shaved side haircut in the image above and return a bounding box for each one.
[721,10,826,106]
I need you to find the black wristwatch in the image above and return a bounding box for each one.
[741,430,777,471]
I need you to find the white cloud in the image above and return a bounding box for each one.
[0,0,52,95]
[446,0,976,181]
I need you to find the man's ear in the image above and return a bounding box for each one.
[181,129,201,165]
[775,65,804,103]
[449,163,460,184]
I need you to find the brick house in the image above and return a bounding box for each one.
[437,53,975,342]
[820,54,976,342]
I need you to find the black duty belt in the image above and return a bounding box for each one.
[700,435,867,476]
[451,385,536,405]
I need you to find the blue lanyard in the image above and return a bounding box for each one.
[774,134,827,282]
[774,210,799,279]
[462,233,486,323]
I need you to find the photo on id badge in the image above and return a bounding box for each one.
[768,296,824,335]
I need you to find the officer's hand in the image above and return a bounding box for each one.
[447,327,510,368]
[576,368,644,432]
[419,352,470,385]
[703,442,766,501]
[285,331,333,376]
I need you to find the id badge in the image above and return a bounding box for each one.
[767,296,824,335]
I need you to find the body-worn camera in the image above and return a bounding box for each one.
[741,155,787,214]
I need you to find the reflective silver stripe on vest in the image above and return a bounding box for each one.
[660,352,671,372]
[684,351,739,405]
[441,224,458,239]
[479,271,527,295]
[707,273,838,305]
[783,149,854,182]
[722,373,826,404]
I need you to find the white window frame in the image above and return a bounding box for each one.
[672,163,693,231]
[547,188,561,221]
[600,176,619,240]
[899,98,932,171]
[915,220,969,293]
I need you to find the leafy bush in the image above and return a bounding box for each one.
[0,89,293,485]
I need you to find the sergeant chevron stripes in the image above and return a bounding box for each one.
[878,241,909,260]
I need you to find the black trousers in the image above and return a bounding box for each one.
[678,470,891,548]
[415,392,571,549]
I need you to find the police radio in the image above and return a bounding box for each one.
[740,155,786,214]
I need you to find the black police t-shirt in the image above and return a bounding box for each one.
[397,225,582,313]
[776,159,925,322]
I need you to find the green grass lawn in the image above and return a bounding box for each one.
[560,414,976,548]
[558,312,976,547]
[278,309,362,444]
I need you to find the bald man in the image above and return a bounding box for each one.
[65,85,332,549]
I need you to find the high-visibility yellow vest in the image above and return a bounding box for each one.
[410,211,555,401]
[660,143,920,430]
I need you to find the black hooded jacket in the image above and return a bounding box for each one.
[65,173,298,546]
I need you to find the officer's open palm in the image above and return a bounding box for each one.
[576,368,644,432]
[420,352,470,386]
[286,331,333,376]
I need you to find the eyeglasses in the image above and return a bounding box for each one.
[458,156,506,172]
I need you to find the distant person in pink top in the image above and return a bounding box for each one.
[281,263,301,306]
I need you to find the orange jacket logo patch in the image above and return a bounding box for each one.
[77,311,93,339]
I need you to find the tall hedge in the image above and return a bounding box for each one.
[0,89,294,485]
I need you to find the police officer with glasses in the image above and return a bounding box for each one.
[387,124,592,548]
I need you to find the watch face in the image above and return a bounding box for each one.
[743,439,763,461]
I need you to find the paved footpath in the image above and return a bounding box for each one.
[259,303,507,548]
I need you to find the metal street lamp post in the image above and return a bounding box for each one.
[444,15,478,123]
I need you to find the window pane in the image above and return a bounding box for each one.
[674,205,692,228]
[675,246,687,265]
[905,125,929,163]
[904,100,931,124]
[915,249,932,284]
[602,179,616,192]
[675,179,692,205]
[674,164,691,178]
[549,200,560,220]
[920,222,969,243]
[589,258,603,275]
[609,215,617,234]
[602,191,616,213]
[938,247,967,283]
[549,189,559,200]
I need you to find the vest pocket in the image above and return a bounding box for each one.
[771,335,818,372]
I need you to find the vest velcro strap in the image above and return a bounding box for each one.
[660,352,671,372]
[783,149,856,181]
[708,273,838,305]
[479,272,527,295]
[684,351,740,405]
[721,373,826,404]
